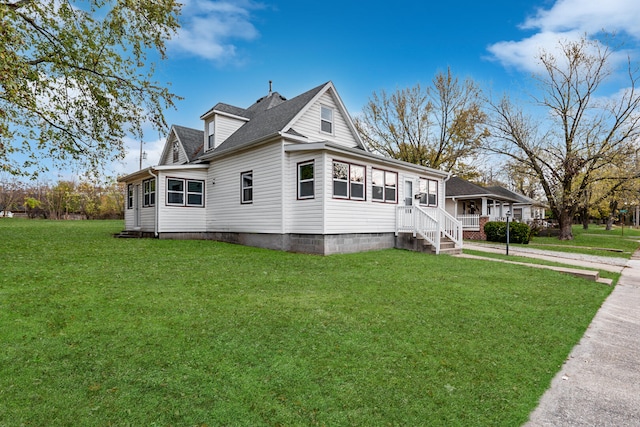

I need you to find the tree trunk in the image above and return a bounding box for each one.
[558,209,574,240]
[606,200,618,231]
[579,205,589,229]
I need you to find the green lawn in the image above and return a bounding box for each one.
[525,224,640,258]
[0,219,617,426]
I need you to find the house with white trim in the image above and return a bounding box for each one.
[118,82,462,255]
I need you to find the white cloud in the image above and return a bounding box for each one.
[168,0,263,61]
[488,0,640,73]
[522,0,640,37]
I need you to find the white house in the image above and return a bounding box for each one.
[118,82,462,255]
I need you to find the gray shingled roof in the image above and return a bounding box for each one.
[202,102,250,119]
[445,176,496,198]
[486,186,537,204]
[207,82,329,155]
[173,125,204,162]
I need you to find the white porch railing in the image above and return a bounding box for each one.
[457,214,480,230]
[456,214,512,230]
[397,205,463,254]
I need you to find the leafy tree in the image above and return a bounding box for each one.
[485,35,640,240]
[24,196,42,218]
[355,68,488,177]
[0,0,181,177]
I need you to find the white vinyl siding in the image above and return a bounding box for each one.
[157,169,207,232]
[207,141,284,233]
[215,115,246,148]
[324,156,400,234]
[160,135,188,165]
[285,152,324,234]
[291,91,360,148]
[123,178,157,232]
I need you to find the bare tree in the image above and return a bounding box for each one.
[355,68,488,177]
[485,35,640,240]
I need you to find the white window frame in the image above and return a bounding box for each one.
[207,120,215,150]
[143,178,155,207]
[172,140,179,163]
[241,171,253,204]
[166,178,204,207]
[127,184,134,209]
[372,168,397,203]
[297,161,315,200]
[332,161,365,201]
[418,178,439,207]
[320,105,334,134]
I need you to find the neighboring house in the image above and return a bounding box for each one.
[118,81,462,255]
[444,176,546,239]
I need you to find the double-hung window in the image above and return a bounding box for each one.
[187,180,203,206]
[241,171,253,204]
[372,168,397,203]
[418,178,438,206]
[332,161,365,200]
[127,184,134,209]
[167,178,204,207]
[207,121,215,150]
[298,161,314,199]
[143,179,155,207]
[321,106,333,134]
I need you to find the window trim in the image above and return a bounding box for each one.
[418,177,439,207]
[371,168,398,204]
[165,177,205,207]
[172,140,179,163]
[142,178,156,207]
[241,171,253,204]
[297,160,315,200]
[127,184,134,209]
[332,160,366,201]
[207,120,215,150]
[320,105,334,135]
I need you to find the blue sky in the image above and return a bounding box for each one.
[110,0,640,176]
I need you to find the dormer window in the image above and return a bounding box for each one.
[321,105,333,134]
[207,120,215,150]
[172,140,179,163]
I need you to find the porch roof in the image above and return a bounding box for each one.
[445,177,522,203]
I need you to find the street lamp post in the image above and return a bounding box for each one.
[506,210,511,256]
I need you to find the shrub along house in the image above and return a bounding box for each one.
[118,81,462,255]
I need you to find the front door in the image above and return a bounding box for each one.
[404,180,413,206]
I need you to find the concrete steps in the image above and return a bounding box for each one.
[395,233,462,255]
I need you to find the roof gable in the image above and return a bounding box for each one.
[158,125,204,165]
[200,81,367,158]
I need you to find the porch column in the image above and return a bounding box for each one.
[481,197,488,216]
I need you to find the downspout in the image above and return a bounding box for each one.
[444,172,452,207]
[148,168,159,237]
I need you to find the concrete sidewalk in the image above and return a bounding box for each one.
[525,250,640,426]
[464,242,627,273]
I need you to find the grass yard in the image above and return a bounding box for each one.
[526,224,640,258]
[0,220,615,426]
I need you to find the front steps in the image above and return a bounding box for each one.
[395,233,462,255]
